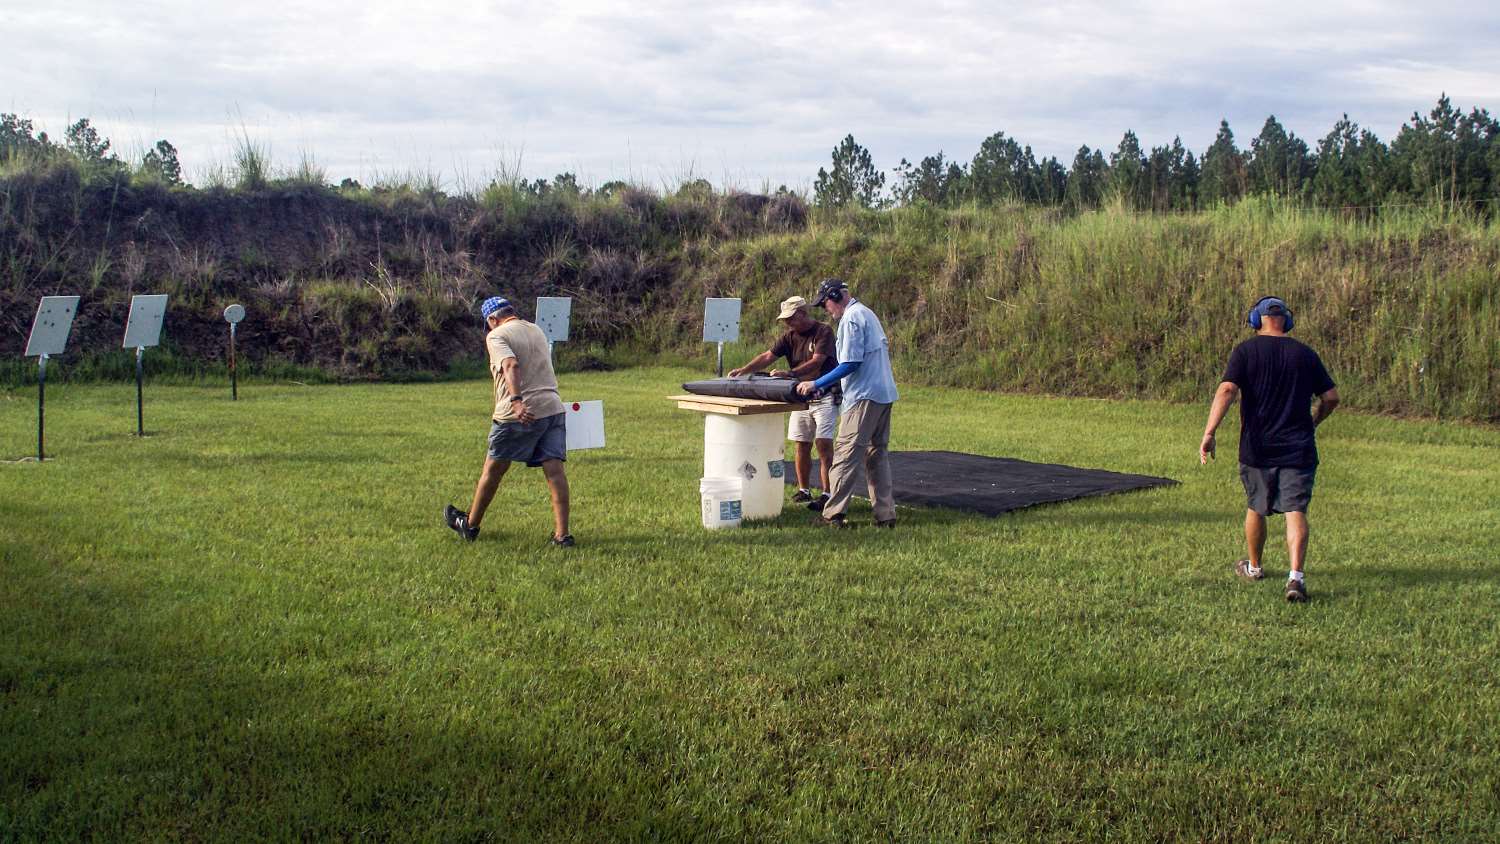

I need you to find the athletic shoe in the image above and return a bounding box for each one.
[807,493,830,512]
[874,518,896,529]
[1285,578,1308,603]
[1235,559,1265,581]
[815,514,851,529]
[791,488,813,503]
[550,533,576,548]
[444,504,479,541]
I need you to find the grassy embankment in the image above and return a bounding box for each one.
[3,370,1498,839]
[4,157,1496,421]
[677,199,1500,422]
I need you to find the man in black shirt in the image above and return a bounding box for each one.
[1200,297,1340,602]
[729,295,839,505]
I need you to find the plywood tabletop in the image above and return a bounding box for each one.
[666,395,808,415]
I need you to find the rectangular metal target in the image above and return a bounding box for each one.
[564,400,605,450]
[122,294,169,349]
[25,296,81,357]
[703,298,741,343]
[536,297,572,343]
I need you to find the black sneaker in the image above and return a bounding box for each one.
[815,514,851,529]
[791,488,813,503]
[1285,578,1308,603]
[444,504,479,541]
[550,533,575,548]
[807,493,830,512]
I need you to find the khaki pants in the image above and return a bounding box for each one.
[824,400,895,522]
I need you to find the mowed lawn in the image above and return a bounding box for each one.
[2,367,1498,841]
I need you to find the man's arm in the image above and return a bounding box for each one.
[500,357,535,423]
[1313,387,1340,427]
[783,352,826,380]
[728,350,777,378]
[1200,381,1239,464]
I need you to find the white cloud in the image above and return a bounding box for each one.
[3,0,1496,190]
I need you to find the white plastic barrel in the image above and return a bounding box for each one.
[703,413,785,520]
[700,476,744,529]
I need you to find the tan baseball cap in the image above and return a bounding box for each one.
[777,295,807,320]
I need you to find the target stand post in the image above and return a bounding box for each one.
[37,354,48,461]
[24,296,80,462]
[224,304,245,400]
[135,347,145,436]
[122,294,169,437]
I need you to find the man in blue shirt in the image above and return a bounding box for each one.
[796,278,899,528]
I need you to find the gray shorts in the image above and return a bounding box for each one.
[1240,463,1316,516]
[488,412,566,467]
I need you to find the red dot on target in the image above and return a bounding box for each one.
[572,402,580,411]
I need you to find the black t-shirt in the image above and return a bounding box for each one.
[770,321,838,380]
[1223,335,1336,468]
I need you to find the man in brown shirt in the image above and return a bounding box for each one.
[728,295,839,506]
[445,296,574,546]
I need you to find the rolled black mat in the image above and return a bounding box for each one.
[681,375,801,403]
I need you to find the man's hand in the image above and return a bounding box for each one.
[727,367,746,378]
[795,380,818,397]
[512,396,536,424]
[1199,432,1216,464]
[769,369,791,378]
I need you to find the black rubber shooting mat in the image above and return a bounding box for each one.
[682,375,800,403]
[788,450,1177,516]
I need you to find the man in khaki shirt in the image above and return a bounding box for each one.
[445,296,574,545]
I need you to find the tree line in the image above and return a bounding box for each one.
[814,95,1500,214]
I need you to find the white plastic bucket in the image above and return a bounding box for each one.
[700,476,744,529]
[703,413,785,520]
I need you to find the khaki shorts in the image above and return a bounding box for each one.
[788,397,837,442]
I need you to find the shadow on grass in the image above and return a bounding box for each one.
[0,537,734,839]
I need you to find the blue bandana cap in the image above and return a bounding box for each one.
[481,296,513,321]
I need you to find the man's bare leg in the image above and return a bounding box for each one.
[1245,509,1267,569]
[815,437,834,492]
[794,441,813,490]
[541,459,570,539]
[1284,511,1309,575]
[468,458,511,529]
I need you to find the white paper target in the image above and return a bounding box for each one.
[223,303,246,324]
[536,297,571,343]
[564,400,605,450]
[703,298,741,342]
[122,294,169,349]
[24,296,81,357]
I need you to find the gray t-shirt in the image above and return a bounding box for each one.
[487,319,565,422]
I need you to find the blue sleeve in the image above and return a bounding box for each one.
[814,360,860,391]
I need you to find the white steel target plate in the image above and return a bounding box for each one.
[122,294,169,349]
[703,298,741,343]
[536,297,571,343]
[25,296,81,357]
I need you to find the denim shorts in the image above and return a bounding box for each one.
[488,412,567,467]
[1239,463,1316,516]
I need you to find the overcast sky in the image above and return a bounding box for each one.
[4,1,1498,192]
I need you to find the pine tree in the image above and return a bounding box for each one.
[1199,120,1247,205]
[1107,131,1146,209]
[814,135,885,209]
[1065,146,1107,209]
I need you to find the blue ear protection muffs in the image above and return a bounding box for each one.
[1248,296,1294,331]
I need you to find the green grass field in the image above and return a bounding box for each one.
[3,368,1498,841]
